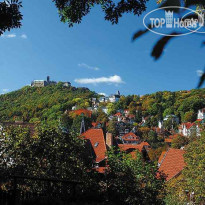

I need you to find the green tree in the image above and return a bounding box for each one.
[107,119,117,137]
[0,125,93,180]
[183,111,196,122]
[128,101,136,114]
[171,135,189,149]
[96,109,108,123]
[107,103,117,115]
[105,148,165,204]
[0,0,22,35]
[163,117,178,130]
[182,132,205,204]
[146,130,164,149]
[71,115,92,136]
[53,0,148,27]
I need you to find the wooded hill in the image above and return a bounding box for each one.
[0,83,96,125]
[1,84,205,126]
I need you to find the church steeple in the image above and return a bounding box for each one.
[80,117,86,134]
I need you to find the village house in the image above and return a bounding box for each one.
[108,91,121,103]
[164,114,179,125]
[116,121,130,137]
[80,128,108,170]
[99,96,109,103]
[114,112,123,122]
[118,143,150,161]
[121,132,141,144]
[164,134,180,146]
[197,108,205,120]
[70,109,92,118]
[179,122,201,137]
[124,109,130,117]
[158,148,185,181]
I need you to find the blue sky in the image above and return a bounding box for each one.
[0,0,204,96]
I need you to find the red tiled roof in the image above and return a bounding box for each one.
[165,138,172,143]
[95,167,106,174]
[165,134,179,143]
[92,122,97,127]
[182,122,195,129]
[158,151,167,164]
[140,141,150,147]
[114,112,122,116]
[81,129,107,163]
[122,132,140,142]
[128,114,135,118]
[158,148,186,181]
[72,109,92,118]
[118,143,144,153]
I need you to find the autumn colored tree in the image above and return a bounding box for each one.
[138,127,150,139]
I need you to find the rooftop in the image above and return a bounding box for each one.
[158,148,186,181]
[80,128,107,163]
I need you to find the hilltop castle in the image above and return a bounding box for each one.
[31,76,71,88]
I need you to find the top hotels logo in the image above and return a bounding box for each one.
[143,6,204,36]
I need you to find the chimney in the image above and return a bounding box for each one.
[106,132,113,148]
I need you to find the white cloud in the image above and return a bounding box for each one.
[21,34,28,39]
[78,63,100,71]
[2,34,16,38]
[197,70,204,77]
[75,75,125,85]
[1,34,28,39]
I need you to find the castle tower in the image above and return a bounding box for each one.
[47,76,50,82]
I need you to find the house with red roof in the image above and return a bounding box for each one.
[114,112,123,122]
[71,109,92,118]
[91,122,102,129]
[179,122,200,137]
[124,109,130,117]
[158,148,186,181]
[165,134,181,145]
[140,141,151,150]
[118,142,150,160]
[80,128,107,168]
[121,132,141,144]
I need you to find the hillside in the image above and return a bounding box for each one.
[1,84,205,127]
[104,89,205,127]
[0,83,96,125]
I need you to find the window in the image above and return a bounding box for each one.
[94,142,99,147]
